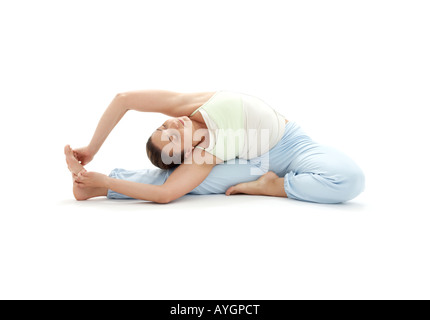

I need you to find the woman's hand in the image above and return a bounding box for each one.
[72,146,94,166]
[75,171,109,188]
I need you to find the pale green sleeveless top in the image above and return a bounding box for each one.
[190,90,244,161]
[190,90,286,161]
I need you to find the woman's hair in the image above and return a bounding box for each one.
[146,136,185,170]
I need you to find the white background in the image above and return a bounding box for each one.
[1,0,429,299]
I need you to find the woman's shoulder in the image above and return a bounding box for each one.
[182,91,219,116]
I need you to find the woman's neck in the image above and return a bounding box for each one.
[191,119,208,147]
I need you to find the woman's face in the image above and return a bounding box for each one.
[151,116,193,154]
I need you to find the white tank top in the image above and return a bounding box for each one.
[190,90,286,161]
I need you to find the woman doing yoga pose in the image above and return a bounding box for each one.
[65,90,365,204]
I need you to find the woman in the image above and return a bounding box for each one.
[66,89,365,203]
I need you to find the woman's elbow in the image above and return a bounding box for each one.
[156,197,171,204]
[154,190,174,204]
[115,92,128,100]
[114,92,130,111]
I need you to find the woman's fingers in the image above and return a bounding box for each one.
[73,172,85,186]
[75,172,84,182]
[76,171,89,182]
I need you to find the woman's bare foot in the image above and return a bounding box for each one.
[64,145,86,175]
[226,171,287,197]
[73,180,107,201]
[65,145,106,200]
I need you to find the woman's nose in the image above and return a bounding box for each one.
[168,120,179,129]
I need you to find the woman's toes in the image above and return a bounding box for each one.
[226,184,243,195]
[64,144,72,155]
[226,186,235,196]
[65,145,85,175]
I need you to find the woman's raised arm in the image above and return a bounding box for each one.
[74,90,214,164]
[78,94,128,161]
[75,91,183,163]
[120,89,216,117]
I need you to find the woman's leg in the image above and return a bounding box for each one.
[107,159,268,199]
[283,146,365,203]
[65,144,266,200]
[227,145,365,204]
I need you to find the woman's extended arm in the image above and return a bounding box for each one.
[76,91,182,161]
[85,94,128,157]
[76,159,217,203]
[109,156,217,203]
[75,150,220,203]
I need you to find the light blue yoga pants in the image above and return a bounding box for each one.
[107,121,365,203]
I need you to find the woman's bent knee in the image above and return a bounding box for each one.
[283,165,365,204]
[331,166,365,203]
